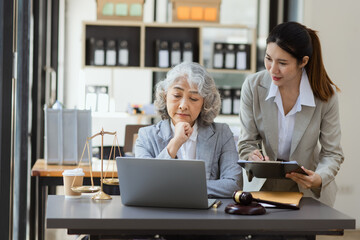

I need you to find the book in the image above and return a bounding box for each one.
[237,159,308,182]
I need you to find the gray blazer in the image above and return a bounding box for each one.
[135,119,243,198]
[238,70,344,206]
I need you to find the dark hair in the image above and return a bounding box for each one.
[266,21,339,101]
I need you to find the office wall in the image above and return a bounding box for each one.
[304,0,360,228]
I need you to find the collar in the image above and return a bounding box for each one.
[299,69,316,107]
[265,80,278,101]
[265,69,316,108]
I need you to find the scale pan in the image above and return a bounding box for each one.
[102,178,119,185]
[71,186,101,193]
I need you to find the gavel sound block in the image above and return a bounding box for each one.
[225,202,266,215]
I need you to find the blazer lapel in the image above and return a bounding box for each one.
[258,76,278,159]
[157,120,173,149]
[290,105,315,158]
[196,124,215,178]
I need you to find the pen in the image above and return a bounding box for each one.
[258,143,265,160]
[212,200,222,208]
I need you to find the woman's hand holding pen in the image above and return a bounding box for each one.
[286,166,322,189]
[248,148,270,161]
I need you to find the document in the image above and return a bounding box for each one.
[237,159,307,181]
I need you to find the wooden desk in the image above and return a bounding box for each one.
[46,195,356,240]
[31,159,118,178]
[31,159,118,240]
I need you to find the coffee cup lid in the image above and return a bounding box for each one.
[62,168,85,176]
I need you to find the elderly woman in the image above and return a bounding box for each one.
[135,62,242,198]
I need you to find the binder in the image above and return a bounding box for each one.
[232,88,241,115]
[86,37,96,65]
[105,39,117,66]
[213,42,224,68]
[170,41,181,66]
[94,39,105,66]
[182,41,193,62]
[235,44,251,70]
[118,40,129,66]
[224,43,236,69]
[44,108,92,165]
[220,88,232,115]
[85,86,97,111]
[155,39,169,68]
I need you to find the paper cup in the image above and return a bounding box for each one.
[62,168,85,198]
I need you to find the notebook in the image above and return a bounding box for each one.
[116,157,217,209]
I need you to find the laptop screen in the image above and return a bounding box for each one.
[116,157,216,209]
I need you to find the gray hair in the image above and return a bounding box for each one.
[154,62,221,126]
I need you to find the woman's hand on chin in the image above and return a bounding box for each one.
[167,122,193,158]
[174,122,193,144]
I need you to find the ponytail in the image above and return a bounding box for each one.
[305,28,340,102]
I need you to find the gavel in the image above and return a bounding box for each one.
[233,191,299,210]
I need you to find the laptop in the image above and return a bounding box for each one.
[116,157,216,209]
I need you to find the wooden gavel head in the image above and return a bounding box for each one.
[232,191,254,205]
[239,191,254,205]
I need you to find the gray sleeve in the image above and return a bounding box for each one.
[237,77,261,160]
[134,127,173,159]
[207,124,243,198]
[316,91,344,190]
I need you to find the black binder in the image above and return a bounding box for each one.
[213,42,224,68]
[86,37,96,65]
[235,44,251,70]
[170,41,182,66]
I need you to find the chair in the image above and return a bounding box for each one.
[123,124,150,156]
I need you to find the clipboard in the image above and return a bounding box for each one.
[237,159,308,182]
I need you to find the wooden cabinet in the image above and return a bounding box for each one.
[84,23,141,67]
[82,21,257,74]
[82,21,256,125]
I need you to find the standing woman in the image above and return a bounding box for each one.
[238,22,344,206]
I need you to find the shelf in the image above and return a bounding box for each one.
[82,21,256,129]
[82,66,253,75]
[83,21,257,72]
[144,26,199,67]
[207,68,254,74]
[85,24,141,67]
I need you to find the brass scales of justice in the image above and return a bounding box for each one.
[70,128,122,200]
